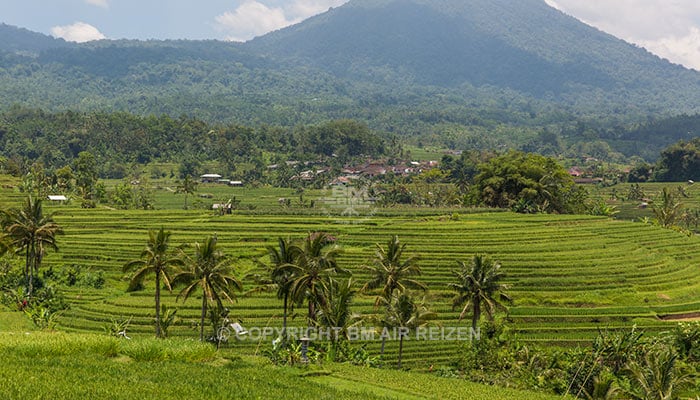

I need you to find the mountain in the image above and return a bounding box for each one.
[0,23,72,54]
[2,0,700,160]
[248,0,700,106]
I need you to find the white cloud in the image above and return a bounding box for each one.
[545,0,700,70]
[285,0,347,20]
[640,27,700,70]
[51,22,106,43]
[85,0,109,8]
[215,1,291,42]
[215,0,348,42]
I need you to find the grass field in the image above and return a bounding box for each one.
[0,330,564,400]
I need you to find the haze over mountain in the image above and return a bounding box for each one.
[2,0,700,159]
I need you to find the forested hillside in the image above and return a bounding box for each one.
[250,0,700,114]
[2,0,700,160]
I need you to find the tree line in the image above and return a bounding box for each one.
[0,106,388,179]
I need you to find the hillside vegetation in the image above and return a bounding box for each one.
[3,0,700,159]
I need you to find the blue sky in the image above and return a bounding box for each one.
[0,0,347,41]
[2,0,700,70]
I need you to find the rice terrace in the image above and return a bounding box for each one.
[1,176,699,399]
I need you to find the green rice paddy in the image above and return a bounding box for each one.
[2,178,700,371]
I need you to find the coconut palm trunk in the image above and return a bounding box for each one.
[282,292,289,341]
[200,290,207,341]
[471,295,481,332]
[154,272,162,338]
[25,243,33,295]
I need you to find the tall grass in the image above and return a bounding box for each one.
[0,332,561,400]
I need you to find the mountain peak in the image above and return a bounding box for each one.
[247,0,695,104]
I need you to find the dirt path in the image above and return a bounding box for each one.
[658,311,700,322]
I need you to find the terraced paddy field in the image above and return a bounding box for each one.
[2,179,700,370]
[589,181,700,223]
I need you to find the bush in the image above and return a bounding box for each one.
[671,322,700,362]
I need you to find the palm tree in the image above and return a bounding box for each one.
[381,293,436,369]
[448,254,512,332]
[175,175,198,210]
[653,187,683,228]
[173,235,243,341]
[266,237,298,342]
[287,232,347,328]
[625,347,692,400]
[361,235,426,355]
[1,196,63,297]
[316,277,360,346]
[123,227,182,338]
[361,235,426,304]
[583,373,621,400]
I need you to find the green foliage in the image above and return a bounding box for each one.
[23,305,61,330]
[654,138,700,182]
[315,277,360,345]
[296,120,384,160]
[73,151,98,199]
[627,183,646,201]
[453,319,512,382]
[361,235,425,304]
[46,264,105,289]
[103,317,132,339]
[627,162,653,183]
[448,255,511,331]
[587,200,619,217]
[175,175,198,210]
[0,195,63,296]
[471,151,586,214]
[379,293,437,369]
[159,305,178,339]
[652,187,683,228]
[592,326,645,374]
[671,322,700,362]
[109,178,155,210]
[624,346,693,400]
[286,232,348,326]
[264,340,321,366]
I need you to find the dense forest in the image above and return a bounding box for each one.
[0,107,388,179]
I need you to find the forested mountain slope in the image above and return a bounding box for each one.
[2,0,700,159]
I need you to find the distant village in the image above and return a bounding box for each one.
[199,154,602,188]
[199,159,441,187]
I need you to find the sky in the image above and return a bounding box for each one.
[2,0,700,70]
